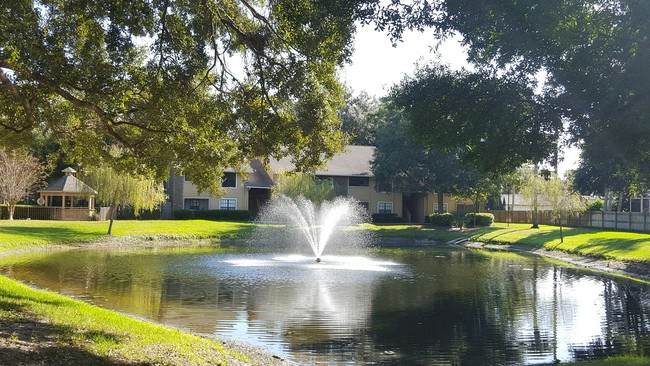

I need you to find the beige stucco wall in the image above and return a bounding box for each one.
[347,178,402,215]
[182,175,249,210]
[179,174,405,215]
[421,193,475,216]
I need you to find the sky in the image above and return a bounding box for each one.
[341,25,580,176]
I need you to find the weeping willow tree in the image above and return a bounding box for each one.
[272,172,334,205]
[80,165,167,235]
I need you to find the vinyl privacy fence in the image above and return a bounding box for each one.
[492,210,650,233]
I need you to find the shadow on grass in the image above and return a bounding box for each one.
[0,319,151,366]
[488,227,650,262]
[0,292,153,366]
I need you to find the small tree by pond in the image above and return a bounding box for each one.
[0,149,46,220]
[80,165,166,235]
[545,176,585,243]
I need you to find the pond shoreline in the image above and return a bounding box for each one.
[457,240,650,283]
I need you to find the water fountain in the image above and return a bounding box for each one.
[254,195,373,262]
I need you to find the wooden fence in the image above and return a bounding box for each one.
[0,205,95,220]
[492,210,650,233]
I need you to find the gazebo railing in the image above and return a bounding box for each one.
[0,205,95,220]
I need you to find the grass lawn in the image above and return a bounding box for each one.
[468,223,650,262]
[0,275,248,365]
[361,223,467,242]
[0,220,253,251]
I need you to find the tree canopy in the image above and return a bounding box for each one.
[389,64,561,175]
[371,104,471,211]
[0,0,368,193]
[362,0,650,183]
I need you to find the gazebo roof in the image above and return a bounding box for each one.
[38,167,97,195]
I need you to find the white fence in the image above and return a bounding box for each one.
[492,210,650,233]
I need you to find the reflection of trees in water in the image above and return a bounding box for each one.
[5,247,650,364]
[370,250,650,365]
[370,251,530,365]
[570,281,650,362]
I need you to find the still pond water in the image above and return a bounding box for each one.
[1,245,650,365]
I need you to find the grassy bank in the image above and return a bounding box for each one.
[0,275,252,365]
[0,220,253,251]
[467,223,650,262]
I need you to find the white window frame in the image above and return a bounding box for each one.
[433,203,449,213]
[185,198,209,211]
[219,198,237,210]
[377,201,393,214]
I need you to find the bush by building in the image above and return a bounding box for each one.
[371,213,403,223]
[173,209,254,221]
[464,212,494,227]
[428,212,456,227]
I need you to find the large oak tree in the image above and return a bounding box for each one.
[1,0,368,193]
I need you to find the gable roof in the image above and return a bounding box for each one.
[268,145,375,177]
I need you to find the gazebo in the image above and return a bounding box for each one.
[38,167,98,220]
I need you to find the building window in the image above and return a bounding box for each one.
[184,198,208,211]
[349,176,370,187]
[220,198,237,210]
[377,201,393,214]
[222,172,236,188]
[358,201,370,212]
[433,203,449,212]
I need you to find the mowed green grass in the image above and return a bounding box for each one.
[0,275,247,365]
[0,220,253,250]
[468,223,650,262]
[360,223,467,242]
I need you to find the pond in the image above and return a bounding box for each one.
[1,245,650,365]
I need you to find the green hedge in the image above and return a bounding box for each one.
[371,213,403,223]
[428,212,455,227]
[173,209,253,221]
[463,212,494,227]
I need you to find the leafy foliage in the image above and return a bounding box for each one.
[371,213,402,223]
[272,172,335,205]
[79,164,166,234]
[463,212,494,228]
[389,64,561,175]
[0,0,361,193]
[362,0,650,184]
[585,199,604,212]
[428,212,455,227]
[339,90,379,145]
[371,104,470,209]
[173,209,253,221]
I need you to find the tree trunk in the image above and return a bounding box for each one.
[107,205,116,235]
[531,164,540,229]
[560,224,564,243]
[8,203,16,220]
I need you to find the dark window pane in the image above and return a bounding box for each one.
[222,172,236,187]
[349,176,370,187]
